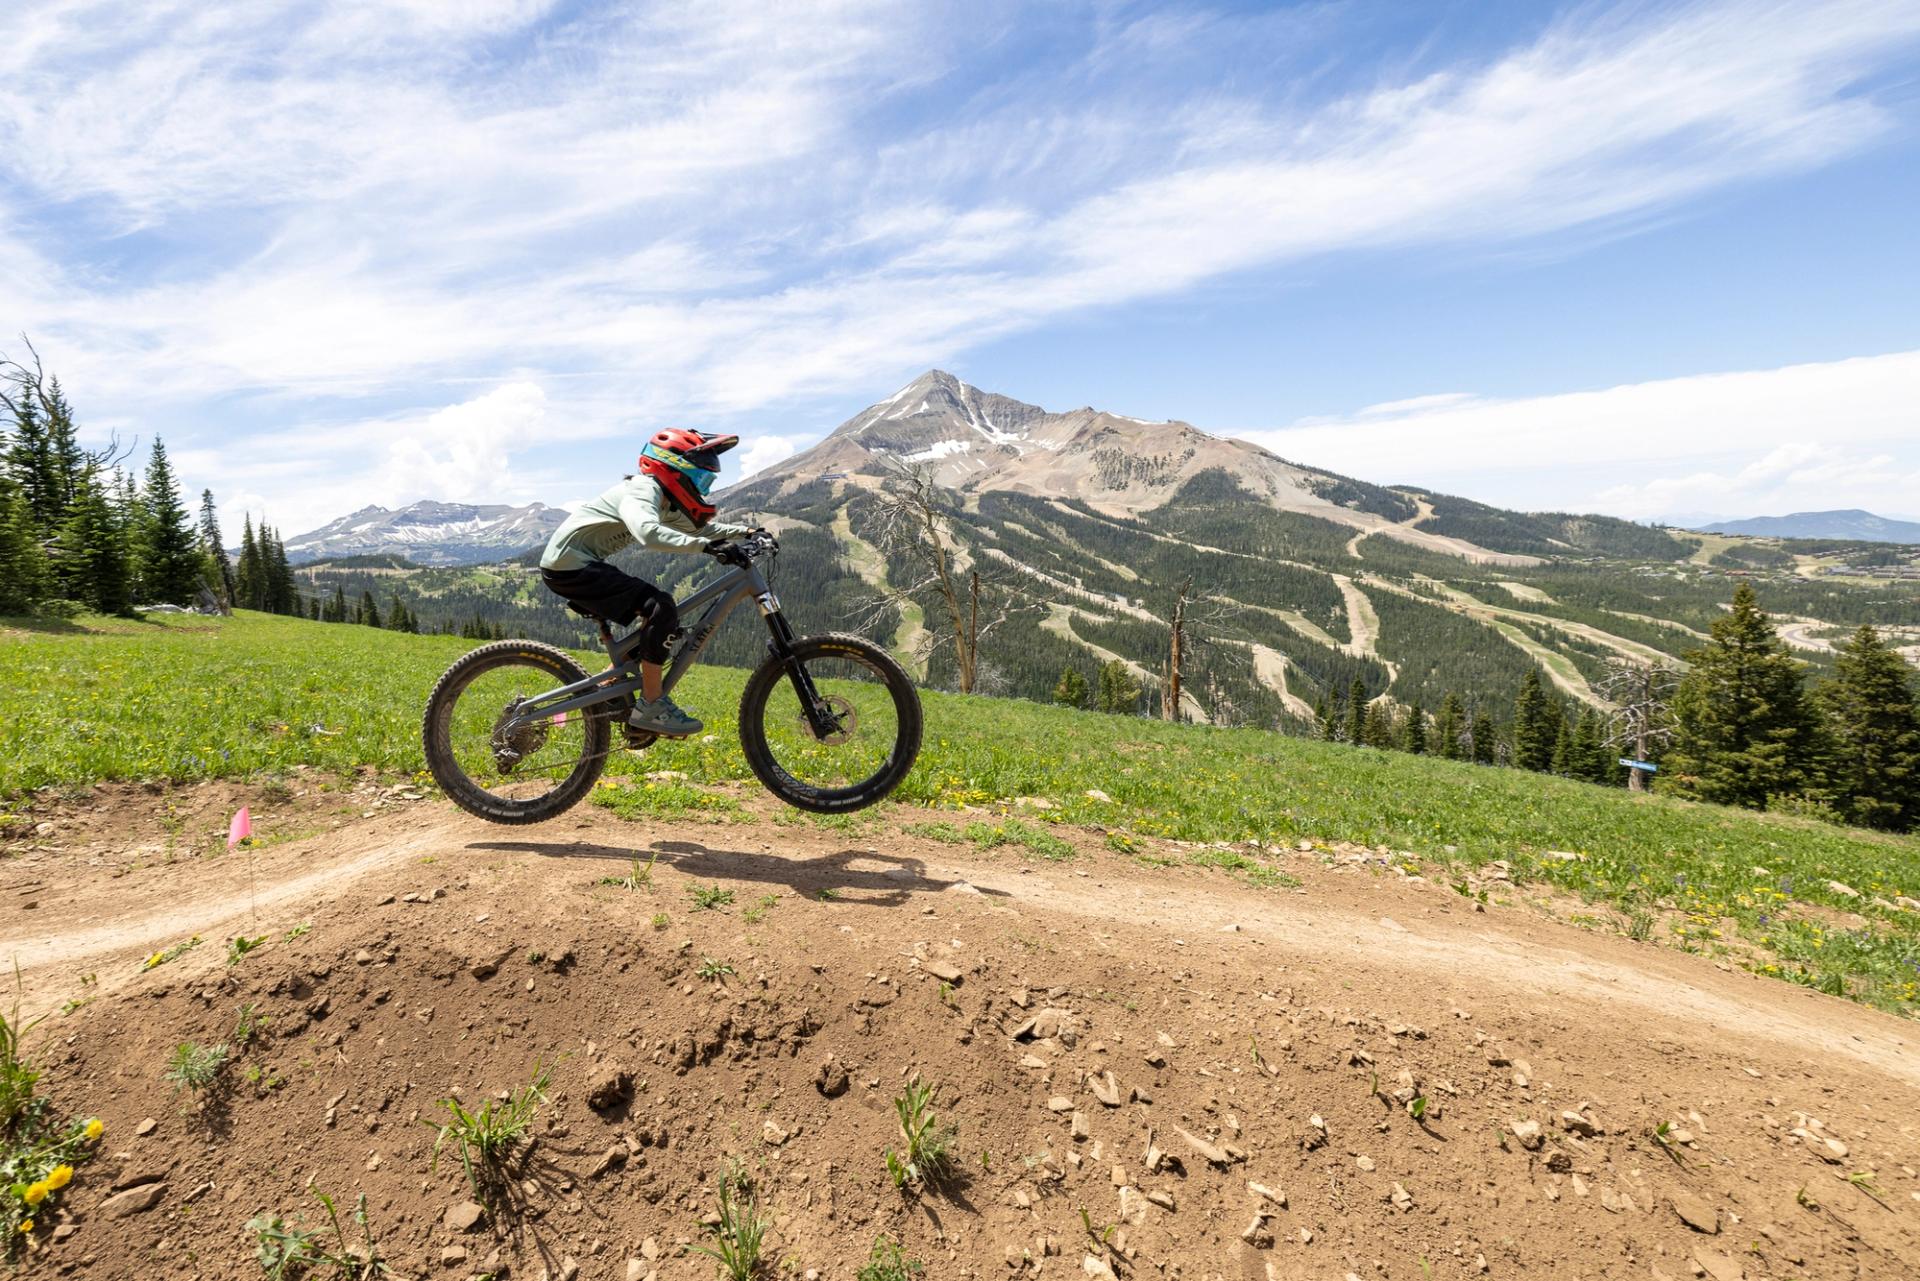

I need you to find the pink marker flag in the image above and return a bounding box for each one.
[228,806,253,849]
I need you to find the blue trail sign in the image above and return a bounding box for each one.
[1618,758,1658,772]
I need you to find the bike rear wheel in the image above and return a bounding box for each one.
[739,633,922,813]
[422,640,611,824]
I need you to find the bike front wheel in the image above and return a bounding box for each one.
[422,640,612,824]
[739,633,922,813]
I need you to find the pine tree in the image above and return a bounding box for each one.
[327,584,348,623]
[198,489,236,605]
[1404,703,1427,755]
[113,468,146,602]
[1572,707,1610,784]
[1511,669,1557,772]
[1053,667,1089,708]
[1344,677,1367,745]
[360,590,382,629]
[1667,582,1818,809]
[4,392,62,534]
[1434,692,1465,761]
[1096,660,1140,714]
[265,526,297,614]
[136,438,201,604]
[308,596,320,621]
[235,515,264,610]
[0,482,48,615]
[1469,711,1497,765]
[1550,711,1575,776]
[59,468,132,615]
[1322,686,1344,741]
[1817,624,1920,831]
[40,378,82,518]
[1361,701,1392,749]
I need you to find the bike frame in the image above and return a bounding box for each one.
[498,546,839,738]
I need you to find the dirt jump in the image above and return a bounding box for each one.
[4,776,1916,1280]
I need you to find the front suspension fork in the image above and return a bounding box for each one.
[765,612,839,738]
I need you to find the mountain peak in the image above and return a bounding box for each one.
[284,499,567,565]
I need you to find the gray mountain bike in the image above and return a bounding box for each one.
[422,531,922,824]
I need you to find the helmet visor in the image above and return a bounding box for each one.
[643,441,720,496]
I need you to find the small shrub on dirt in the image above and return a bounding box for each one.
[697,957,737,982]
[885,1076,955,1191]
[1102,830,1141,853]
[1623,908,1655,942]
[687,884,735,911]
[232,1003,267,1048]
[650,913,670,931]
[1,983,105,1256]
[857,1234,924,1281]
[248,1188,384,1279]
[691,1165,769,1281]
[741,893,780,924]
[598,851,657,891]
[165,1041,230,1093]
[142,934,203,971]
[903,821,964,844]
[227,934,267,966]
[0,985,40,1131]
[424,1065,549,1193]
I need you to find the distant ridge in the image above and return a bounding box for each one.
[1696,509,1920,544]
[283,500,565,566]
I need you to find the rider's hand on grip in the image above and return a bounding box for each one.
[705,538,749,566]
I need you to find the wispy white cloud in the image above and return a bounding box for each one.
[4,0,1920,522]
[1241,349,1920,520]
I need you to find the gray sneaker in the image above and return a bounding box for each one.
[629,696,703,738]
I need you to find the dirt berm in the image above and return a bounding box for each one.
[4,778,1916,1279]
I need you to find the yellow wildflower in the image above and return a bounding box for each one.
[22,1183,47,1207]
[84,1119,103,1141]
[46,1166,72,1191]
[16,1221,31,1235]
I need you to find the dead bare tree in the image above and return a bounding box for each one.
[1596,658,1682,791]
[1,334,137,472]
[1160,578,1250,724]
[854,459,1035,694]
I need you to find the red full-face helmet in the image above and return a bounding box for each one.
[638,428,738,526]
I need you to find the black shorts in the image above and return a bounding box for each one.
[541,562,678,663]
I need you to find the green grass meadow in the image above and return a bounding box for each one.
[4,611,1918,1015]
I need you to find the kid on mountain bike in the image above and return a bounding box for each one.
[540,428,756,738]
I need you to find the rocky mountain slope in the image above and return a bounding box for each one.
[736,370,1532,565]
[283,373,1920,729]
[283,500,565,566]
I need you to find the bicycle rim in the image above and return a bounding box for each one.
[752,651,903,794]
[443,662,600,806]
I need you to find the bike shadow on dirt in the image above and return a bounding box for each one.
[467,837,1013,906]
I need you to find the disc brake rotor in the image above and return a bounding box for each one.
[799,694,857,746]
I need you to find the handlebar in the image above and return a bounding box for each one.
[706,529,779,566]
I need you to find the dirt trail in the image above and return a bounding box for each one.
[8,783,1919,1279]
[1330,572,1398,680]
[1243,640,1317,720]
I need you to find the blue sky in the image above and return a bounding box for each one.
[3,0,1918,535]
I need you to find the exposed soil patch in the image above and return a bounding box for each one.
[5,784,1918,1279]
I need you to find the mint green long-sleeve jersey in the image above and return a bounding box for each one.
[539,476,753,571]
